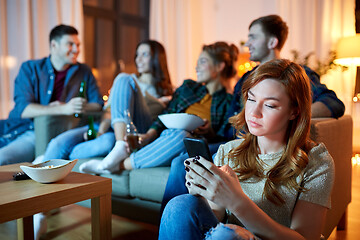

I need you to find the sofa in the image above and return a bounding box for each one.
[34,115,353,239]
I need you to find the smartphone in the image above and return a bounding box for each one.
[183,137,213,175]
[183,137,212,161]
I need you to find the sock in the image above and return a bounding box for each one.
[34,212,47,240]
[79,160,112,174]
[98,140,129,170]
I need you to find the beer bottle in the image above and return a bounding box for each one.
[74,79,86,118]
[87,116,97,140]
[125,110,140,152]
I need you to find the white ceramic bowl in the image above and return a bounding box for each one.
[20,159,78,183]
[158,113,205,131]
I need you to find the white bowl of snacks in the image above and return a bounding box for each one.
[20,159,78,183]
[158,113,205,132]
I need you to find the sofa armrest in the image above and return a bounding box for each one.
[310,115,353,238]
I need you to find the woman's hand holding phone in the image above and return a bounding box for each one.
[184,157,247,214]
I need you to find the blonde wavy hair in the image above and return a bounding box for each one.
[229,59,314,205]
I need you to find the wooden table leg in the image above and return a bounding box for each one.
[17,216,34,240]
[91,193,112,240]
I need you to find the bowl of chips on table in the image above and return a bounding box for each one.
[20,159,78,183]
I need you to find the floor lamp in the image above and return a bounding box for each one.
[334,34,360,101]
[334,34,360,161]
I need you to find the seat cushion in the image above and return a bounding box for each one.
[73,158,131,197]
[129,167,170,203]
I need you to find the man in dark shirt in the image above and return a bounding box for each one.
[160,14,345,214]
[0,24,103,165]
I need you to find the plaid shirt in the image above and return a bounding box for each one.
[151,79,233,140]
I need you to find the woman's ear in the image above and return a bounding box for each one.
[289,108,299,120]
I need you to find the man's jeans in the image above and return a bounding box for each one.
[0,130,35,165]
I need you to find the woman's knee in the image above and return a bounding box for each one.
[164,194,205,218]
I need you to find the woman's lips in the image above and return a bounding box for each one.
[248,120,261,128]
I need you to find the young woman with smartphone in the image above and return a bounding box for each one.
[159,59,334,240]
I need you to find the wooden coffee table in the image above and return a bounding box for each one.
[0,163,112,240]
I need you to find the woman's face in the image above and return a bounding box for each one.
[135,44,152,74]
[245,78,296,142]
[195,51,219,84]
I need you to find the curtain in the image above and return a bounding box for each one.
[0,0,84,119]
[150,0,355,96]
[150,0,358,148]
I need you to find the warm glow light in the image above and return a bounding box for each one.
[352,154,360,166]
[0,55,17,69]
[103,95,109,101]
[353,96,358,102]
[92,68,99,79]
[237,61,258,77]
[334,34,360,66]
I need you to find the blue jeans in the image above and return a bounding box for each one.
[0,130,35,165]
[42,74,153,161]
[159,194,243,240]
[159,142,223,214]
[42,126,115,161]
[110,74,153,132]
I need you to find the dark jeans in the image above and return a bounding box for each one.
[160,142,224,215]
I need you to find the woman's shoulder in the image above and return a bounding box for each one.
[220,139,244,151]
[214,139,244,166]
[306,143,335,176]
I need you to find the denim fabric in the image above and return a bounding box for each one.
[69,131,115,159]
[159,194,260,240]
[0,56,103,165]
[205,223,244,240]
[42,73,153,161]
[0,130,35,165]
[8,56,103,119]
[42,126,88,160]
[110,73,153,132]
[0,118,33,148]
[159,194,219,240]
[160,142,223,215]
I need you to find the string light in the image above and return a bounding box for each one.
[352,154,360,166]
[237,61,258,77]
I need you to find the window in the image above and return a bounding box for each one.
[83,0,150,95]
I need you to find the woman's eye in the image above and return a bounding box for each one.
[265,104,276,109]
[247,98,255,102]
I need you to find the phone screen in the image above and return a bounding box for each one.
[183,137,212,161]
[183,137,213,176]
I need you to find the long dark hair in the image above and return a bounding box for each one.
[135,40,173,96]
